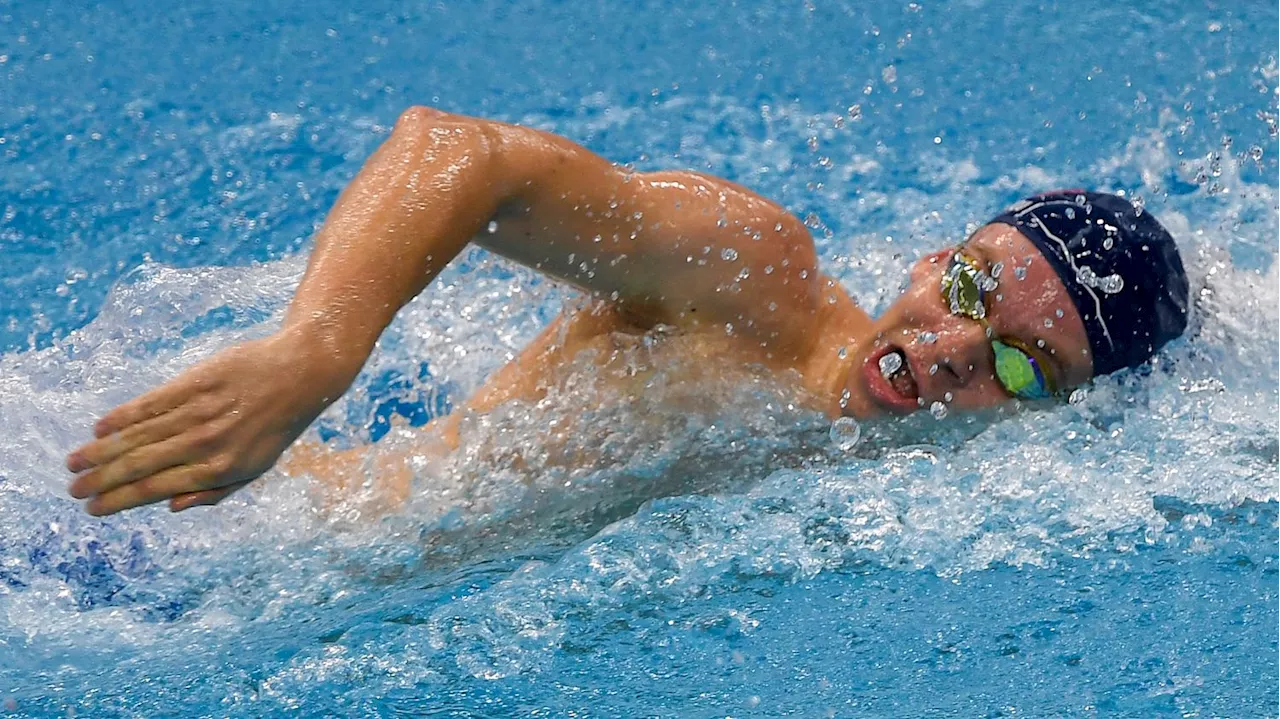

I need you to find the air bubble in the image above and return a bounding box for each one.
[928,363,939,376]
[1068,388,1088,405]
[1044,319,1053,328]
[943,391,953,402]
[990,261,1003,278]
[917,331,938,344]
[486,220,499,234]
[1013,266,1028,280]
[930,401,948,419]
[721,248,739,261]
[829,416,862,451]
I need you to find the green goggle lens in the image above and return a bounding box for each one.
[992,339,1051,399]
[941,253,989,320]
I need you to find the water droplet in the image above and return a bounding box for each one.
[943,391,953,402]
[990,261,1003,279]
[839,388,852,408]
[928,363,939,376]
[1013,266,1028,280]
[1068,388,1088,405]
[879,352,902,377]
[1036,339,1046,348]
[764,264,775,274]
[837,346,848,359]
[829,416,861,451]
[917,331,938,344]
[721,247,739,261]
[1076,265,1124,294]
[799,269,809,279]
[1044,318,1054,328]
[1065,207,1075,220]
[1055,308,1064,318]
[1102,236,1114,250]
[486,220,499,234]
[930,401,948,419]
[1098,275,1124,293]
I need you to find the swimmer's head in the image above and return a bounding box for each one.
[843,190,1189,418]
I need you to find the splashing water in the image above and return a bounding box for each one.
[1,0,1276,716]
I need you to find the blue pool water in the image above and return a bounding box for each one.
[1,0,1277,716]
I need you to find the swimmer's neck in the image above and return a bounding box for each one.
[794,275,874,418]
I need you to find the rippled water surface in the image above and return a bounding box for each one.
[1,0,1277,716]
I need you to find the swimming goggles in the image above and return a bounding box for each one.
[940,250,1056,400]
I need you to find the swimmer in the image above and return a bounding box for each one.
[64,106,1189,516]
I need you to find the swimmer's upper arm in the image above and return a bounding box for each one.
[476,121,823,352]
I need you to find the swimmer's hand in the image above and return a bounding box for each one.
[65,329,346,514]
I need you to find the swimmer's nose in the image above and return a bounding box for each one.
[920,317,989,390]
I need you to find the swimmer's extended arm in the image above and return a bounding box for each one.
[66,106,822,515]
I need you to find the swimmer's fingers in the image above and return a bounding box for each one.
[67,415,231,499]
[84,463,230,516]
[93,369,216,439]
[169,482,251,512]
[66,393,231,476]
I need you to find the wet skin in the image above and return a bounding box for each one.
[842,222,1094,418]
[64,107,1094,516]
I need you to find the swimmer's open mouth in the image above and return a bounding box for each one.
[879,347,919,398]
[864,343,920,412]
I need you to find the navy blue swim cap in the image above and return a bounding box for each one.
[991,190,1189,377]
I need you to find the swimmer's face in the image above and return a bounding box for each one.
[843,223,1095,418]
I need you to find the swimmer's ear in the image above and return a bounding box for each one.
[910,248,954,283]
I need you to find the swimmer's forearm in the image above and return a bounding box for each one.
[280,107,504,387]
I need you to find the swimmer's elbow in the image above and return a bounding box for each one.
[392,105,450,131]
[390,105,506,189]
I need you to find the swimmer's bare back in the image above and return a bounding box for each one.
[65,106,871,516]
